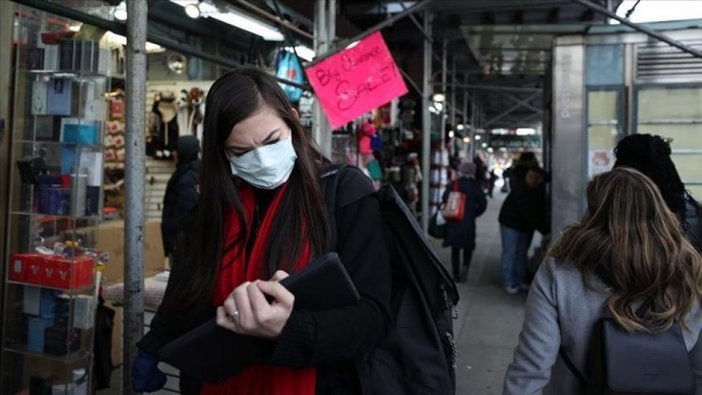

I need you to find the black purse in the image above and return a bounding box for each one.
[428,211,446,239]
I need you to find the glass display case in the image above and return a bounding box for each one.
[2,5,110,394]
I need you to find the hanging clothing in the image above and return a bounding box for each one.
[200,183,316,395]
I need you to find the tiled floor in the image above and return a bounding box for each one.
[100,191,534,395]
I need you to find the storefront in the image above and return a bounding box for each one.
[551,21,702,234]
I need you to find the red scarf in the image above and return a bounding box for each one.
[200,183,316,395]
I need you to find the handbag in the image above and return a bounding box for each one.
[428,211,446,239]
[442,180,465,221]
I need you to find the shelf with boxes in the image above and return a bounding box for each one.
[2,8,113,393]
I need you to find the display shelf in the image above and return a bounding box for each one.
[4,345,89,364]
[6,281,95,294]
[3,5,111,393]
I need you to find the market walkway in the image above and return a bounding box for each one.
[430,190,537,395]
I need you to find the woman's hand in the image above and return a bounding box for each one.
[216,271,294,339]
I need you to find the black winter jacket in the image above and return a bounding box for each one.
[138,166,392,395]
[161,161,199,256]
[441,177,487,250]
[685,194,702,253]
[498,166,547,233]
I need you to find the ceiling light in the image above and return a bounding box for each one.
[448,131,455,139]
[487,147,494,153]
[428,105,440,114]
[463,137,471,143]
[114,1,127,21]
[68,24,82,32]
[170,0,284,41]
[475,135,482,141]
[482,143,488,148]
[456,124,464,131]
[432,93,446,102]
[185,3,201,19]
[433,102,444,112]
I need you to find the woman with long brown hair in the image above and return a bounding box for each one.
[503,167,702,394]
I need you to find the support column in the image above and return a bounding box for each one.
[470,94,477,159]
[462,74,469,158]
[421,10,433,232]
[124,1,147,393]
[440,38,447,148]
[313,0,332,156]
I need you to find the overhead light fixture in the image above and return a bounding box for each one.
[456,124,464,131]
[481,142,488,148]
[68,24,82,32]
[487,147,494,153]
[448,131,455,139]
[475,135,482,141]
[432,93,446,102]
[170,0,284,41]
[428,105,440,115]
[185,2,201,19]
[433,102,444,112]
[463,137,471,143]
[114,1,127,21]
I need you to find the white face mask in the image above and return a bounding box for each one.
[228,138,297,189]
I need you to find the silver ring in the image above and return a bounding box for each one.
[229,310,240,321]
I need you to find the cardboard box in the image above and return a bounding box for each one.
[9,253,40,282]
[94,220,165,285]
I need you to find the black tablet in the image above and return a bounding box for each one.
[157,252,359,382]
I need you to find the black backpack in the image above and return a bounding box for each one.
[561,299,695,395]
[320,165,459,395]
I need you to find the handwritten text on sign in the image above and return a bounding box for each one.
[305,32,408,128]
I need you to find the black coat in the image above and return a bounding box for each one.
[161,161,199,256]
[138,166,392,395]
[498,166,547,233]
[441,177,487,250]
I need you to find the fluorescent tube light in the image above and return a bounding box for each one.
[170,0,284,41]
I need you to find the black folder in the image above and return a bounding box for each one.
[157,252,359,382]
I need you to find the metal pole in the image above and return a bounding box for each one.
[313,0,328,154]
[421,10,433,232]
[310,0,431,66]
[574,0,702,59]
[463,73,469,158]
[433,82,541,93]
[470,94,477,159]
[319,0,335,157]
[450,57,457,129]
[124,1,147,393]
[440,38,447,149]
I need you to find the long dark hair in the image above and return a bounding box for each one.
[165,68,330,314]
[613,134,694,223]
[550,168,702,332]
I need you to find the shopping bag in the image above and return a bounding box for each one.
[442,181,465,221]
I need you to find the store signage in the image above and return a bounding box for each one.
[305,31,407,128]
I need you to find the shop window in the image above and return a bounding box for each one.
[587,90,622,177]
[586,45,624,86]
[637,86,702,200]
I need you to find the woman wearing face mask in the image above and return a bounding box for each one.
[132,68,392,394]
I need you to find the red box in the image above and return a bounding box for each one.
[8,253,40,282]
[43,255,94,289]
[26,255,45,285]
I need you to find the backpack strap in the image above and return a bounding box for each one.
[559,347,588,386]
[319,164,348,252]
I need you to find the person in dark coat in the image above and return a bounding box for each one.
[442,161,488,282]
[498,153,547,295]
[161,135,200,258]
[613,133,702,252]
